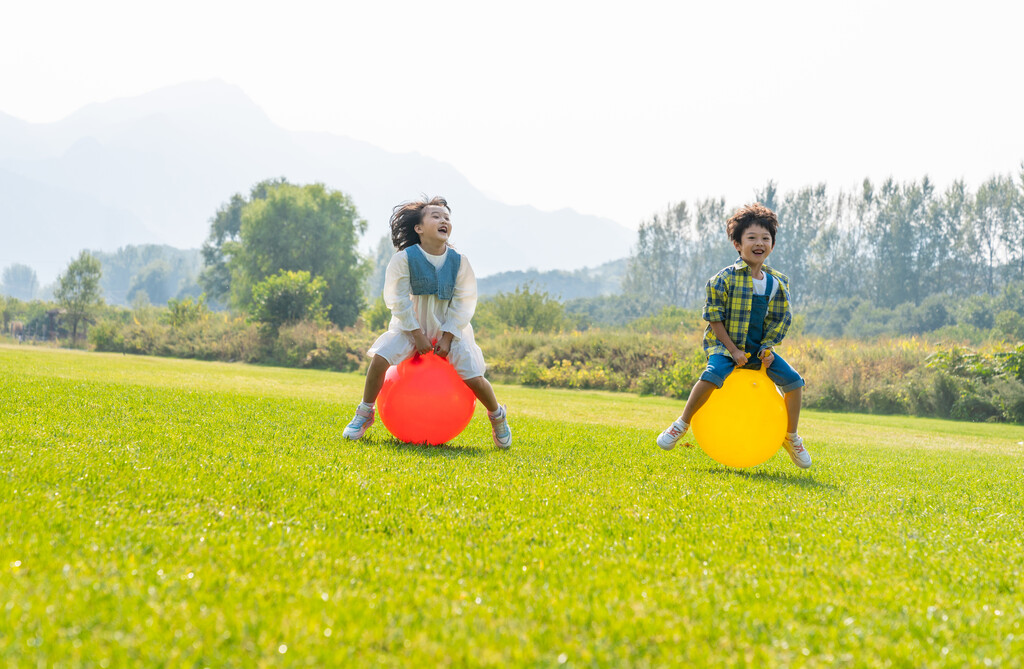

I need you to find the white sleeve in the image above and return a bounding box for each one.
[440,255,477,339]
[383,251,420,332]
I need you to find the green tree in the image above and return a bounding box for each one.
[222,181,368,327]
[54,251,103,342]
[199,178,288,305]
[974,175,1015,295]
[997,168,1024,278]
[127,260,175,305]
[623,202,692,307]
[364,235,395,302]
[929,181,976,296]
[250,270,329,331]
[1,264,39,300]
[773,184,831,302]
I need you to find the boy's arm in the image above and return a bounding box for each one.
[760,273,793,350]
[704,269,747,365]
[709,320,749,366]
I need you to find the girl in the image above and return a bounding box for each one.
[343,196,512,448]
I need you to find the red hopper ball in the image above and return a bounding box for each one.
[377,351,477,445]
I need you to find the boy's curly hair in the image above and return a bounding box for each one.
[726,203,778,246]
[389,196,451,251]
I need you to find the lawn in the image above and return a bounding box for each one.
[1,345,1022,667]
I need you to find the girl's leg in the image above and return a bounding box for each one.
[462,375,499,412]
[361,355,391,404]
[344,355,391,441]
[463,376,510,448]
[784,386,802,434]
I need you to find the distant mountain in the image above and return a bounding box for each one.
[0,80,635,282]
[478,258,627,299]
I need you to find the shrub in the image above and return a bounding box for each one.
[476,284,565,333]
[362,297,391,332]
[166,295,210,329]
[995,310,1024,342]
[250,271,329,331]
[863,385,907,415]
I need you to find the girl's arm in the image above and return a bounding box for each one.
[384,253,431,353]
[383,251,422,333]
[439,256,477,341]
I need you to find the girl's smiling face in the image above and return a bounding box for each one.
[415,205,452,248]
[733,223,773,266]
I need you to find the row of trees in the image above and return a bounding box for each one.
[625,167,1024,310]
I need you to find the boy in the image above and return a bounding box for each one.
[656,203,811,468]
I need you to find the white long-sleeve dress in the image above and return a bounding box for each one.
[367,245,487,380]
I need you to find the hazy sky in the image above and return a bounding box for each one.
[2,0,1022,229]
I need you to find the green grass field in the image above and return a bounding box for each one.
[2,345,1022,667]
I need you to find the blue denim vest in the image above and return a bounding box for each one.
[406,245,461,300]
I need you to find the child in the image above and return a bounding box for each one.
[343,196,512,448]
[656,203,811,468]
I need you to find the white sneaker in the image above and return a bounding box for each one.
[783,434,812,469]
[489,406,512,449]
[657,419,688,450]
[342,405,374,440]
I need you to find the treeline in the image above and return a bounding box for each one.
[624,169,1024,319]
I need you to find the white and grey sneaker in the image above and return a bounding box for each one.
[489,406,512,449]
[782,434,812,469]
[657,419,689,450]
[342,404,375,440]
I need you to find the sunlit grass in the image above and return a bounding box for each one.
[1,345,1022,666]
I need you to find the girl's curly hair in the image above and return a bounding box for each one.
[390,196,451,251]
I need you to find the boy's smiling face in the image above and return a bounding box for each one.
[733,223,773,266]
[415,205,452,248]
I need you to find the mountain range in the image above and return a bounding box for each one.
[0,80,635,283]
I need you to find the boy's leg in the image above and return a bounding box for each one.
[764,355,811,468]
[657,379,717,450]
[784,386,802,434]
[781,386,810,468]
[343,355,391,440]
[463,376,511,449]
[658,355,734,450]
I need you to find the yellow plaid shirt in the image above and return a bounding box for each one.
[701,259,793,358]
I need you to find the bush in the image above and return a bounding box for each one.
[89,322,125,351]
[166,295,210,329]
[476,284,566,333]
[863,385,907,415]
[361,297,391,332]
[250,271,329,331]
[995,310,1024,342]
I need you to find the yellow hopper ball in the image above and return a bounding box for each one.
[690,367,786,468]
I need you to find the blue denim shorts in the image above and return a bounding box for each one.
[700,353,805,393]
